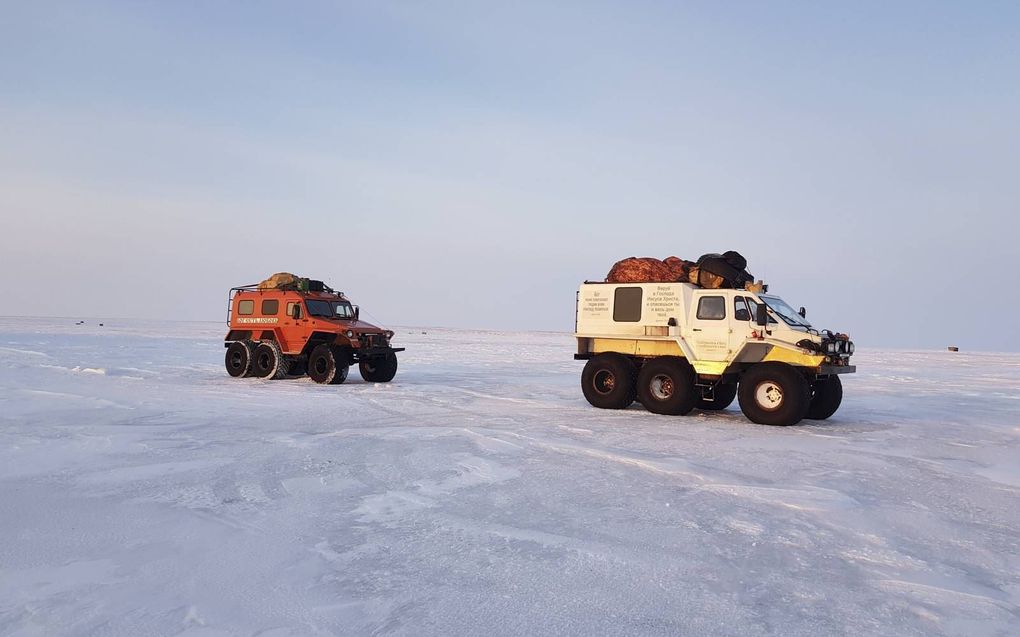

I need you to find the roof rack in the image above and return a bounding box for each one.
[229,283,342,295]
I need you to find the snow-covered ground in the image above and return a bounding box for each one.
[1,317,1018,636]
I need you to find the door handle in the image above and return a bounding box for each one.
[692,328,702,331]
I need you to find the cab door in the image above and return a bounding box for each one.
[685,291,745,362]
[276,299,310,354]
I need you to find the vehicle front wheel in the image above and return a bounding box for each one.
[738,363,811,426]
[581,353,637,409]
[359,353,398,382]
[225,341,254,378]
[806,375,843,420]
[637,357,696,415]
[252,340,290,379]
[696,381,737,411]
[307,344,349,385]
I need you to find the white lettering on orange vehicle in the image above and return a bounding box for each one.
[237,317,279,324]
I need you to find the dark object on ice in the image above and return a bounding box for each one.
[694,252,754,289]
[99,323,104,327]
[606,256,693,283]
[948,346,959,352]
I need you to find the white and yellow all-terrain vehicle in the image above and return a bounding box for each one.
[574,282,855,426]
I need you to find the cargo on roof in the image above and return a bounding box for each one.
[256,272,330,293]
[605,251,759,291]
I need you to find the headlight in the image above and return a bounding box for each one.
[847,342,855,354]
[825,341,837,354]
[345,330,355,338]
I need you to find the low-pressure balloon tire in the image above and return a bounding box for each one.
[225,341,254,378]
[581,353,637,409]
[307,343,349,385]
[806,375,843,420]
[696,381,737,411]
[636,357,696,415]
[738,363,811,426]
[359,353,398,382]
[252,340,290,379]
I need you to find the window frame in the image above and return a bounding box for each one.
[261,299,279,315]
[613,287,643,322]
[237,299,255,316]
[733,296,751,322]
[696,295,726,321]
[305,299,334,318]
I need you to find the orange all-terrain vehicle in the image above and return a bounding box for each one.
[224,277,404,384]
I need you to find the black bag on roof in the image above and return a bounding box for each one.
[696,251,754,289]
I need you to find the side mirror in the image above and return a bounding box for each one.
[292,305,302,319]
[755,304,769,326]
[353,306,360,320]
[798,306,806,318]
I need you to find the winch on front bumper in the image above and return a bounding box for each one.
[351,333,404,360]
[797,330,854,365]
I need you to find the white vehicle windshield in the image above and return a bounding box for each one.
[760,295,811,328]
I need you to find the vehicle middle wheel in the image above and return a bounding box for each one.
[806,375,843,420]
[738,362,811,426]
[224,341,254,378]
[636,357,696,415]
[359,353,398,382]
[252,340,290,379]
[581,353,637,409]
[307,343,349,385]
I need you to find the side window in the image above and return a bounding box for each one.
[696,296,726,320]
[237,299,254,316]
[733,296,750,322]
[613,287,643,322]
[745,298,777,324]
[286,302,299,317]
[261,299,279,315]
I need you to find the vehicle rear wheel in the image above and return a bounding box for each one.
[359,353,398,382]
[696,381,737,411]
[307,343,349,385]
[637,357,696,415]
[252,340,289,379]
[806,375,843,420]
[738,363,810,426]
[224,341,254,378]
[581,353,637,409]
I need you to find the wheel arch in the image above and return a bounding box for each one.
[300,331,341,357]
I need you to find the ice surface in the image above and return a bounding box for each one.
[1,318,1018,636]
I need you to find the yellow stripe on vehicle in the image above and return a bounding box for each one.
[592,338,684,357]
[762,345,825,368]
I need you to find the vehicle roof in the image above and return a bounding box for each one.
[232,288,350,302]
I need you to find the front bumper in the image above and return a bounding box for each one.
[354,346,405,360]
[818,364,856,375]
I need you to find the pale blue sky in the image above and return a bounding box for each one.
[2,1,1017,350]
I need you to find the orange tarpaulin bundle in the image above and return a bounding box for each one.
[606,251,757,290]
[605,257,693,284]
